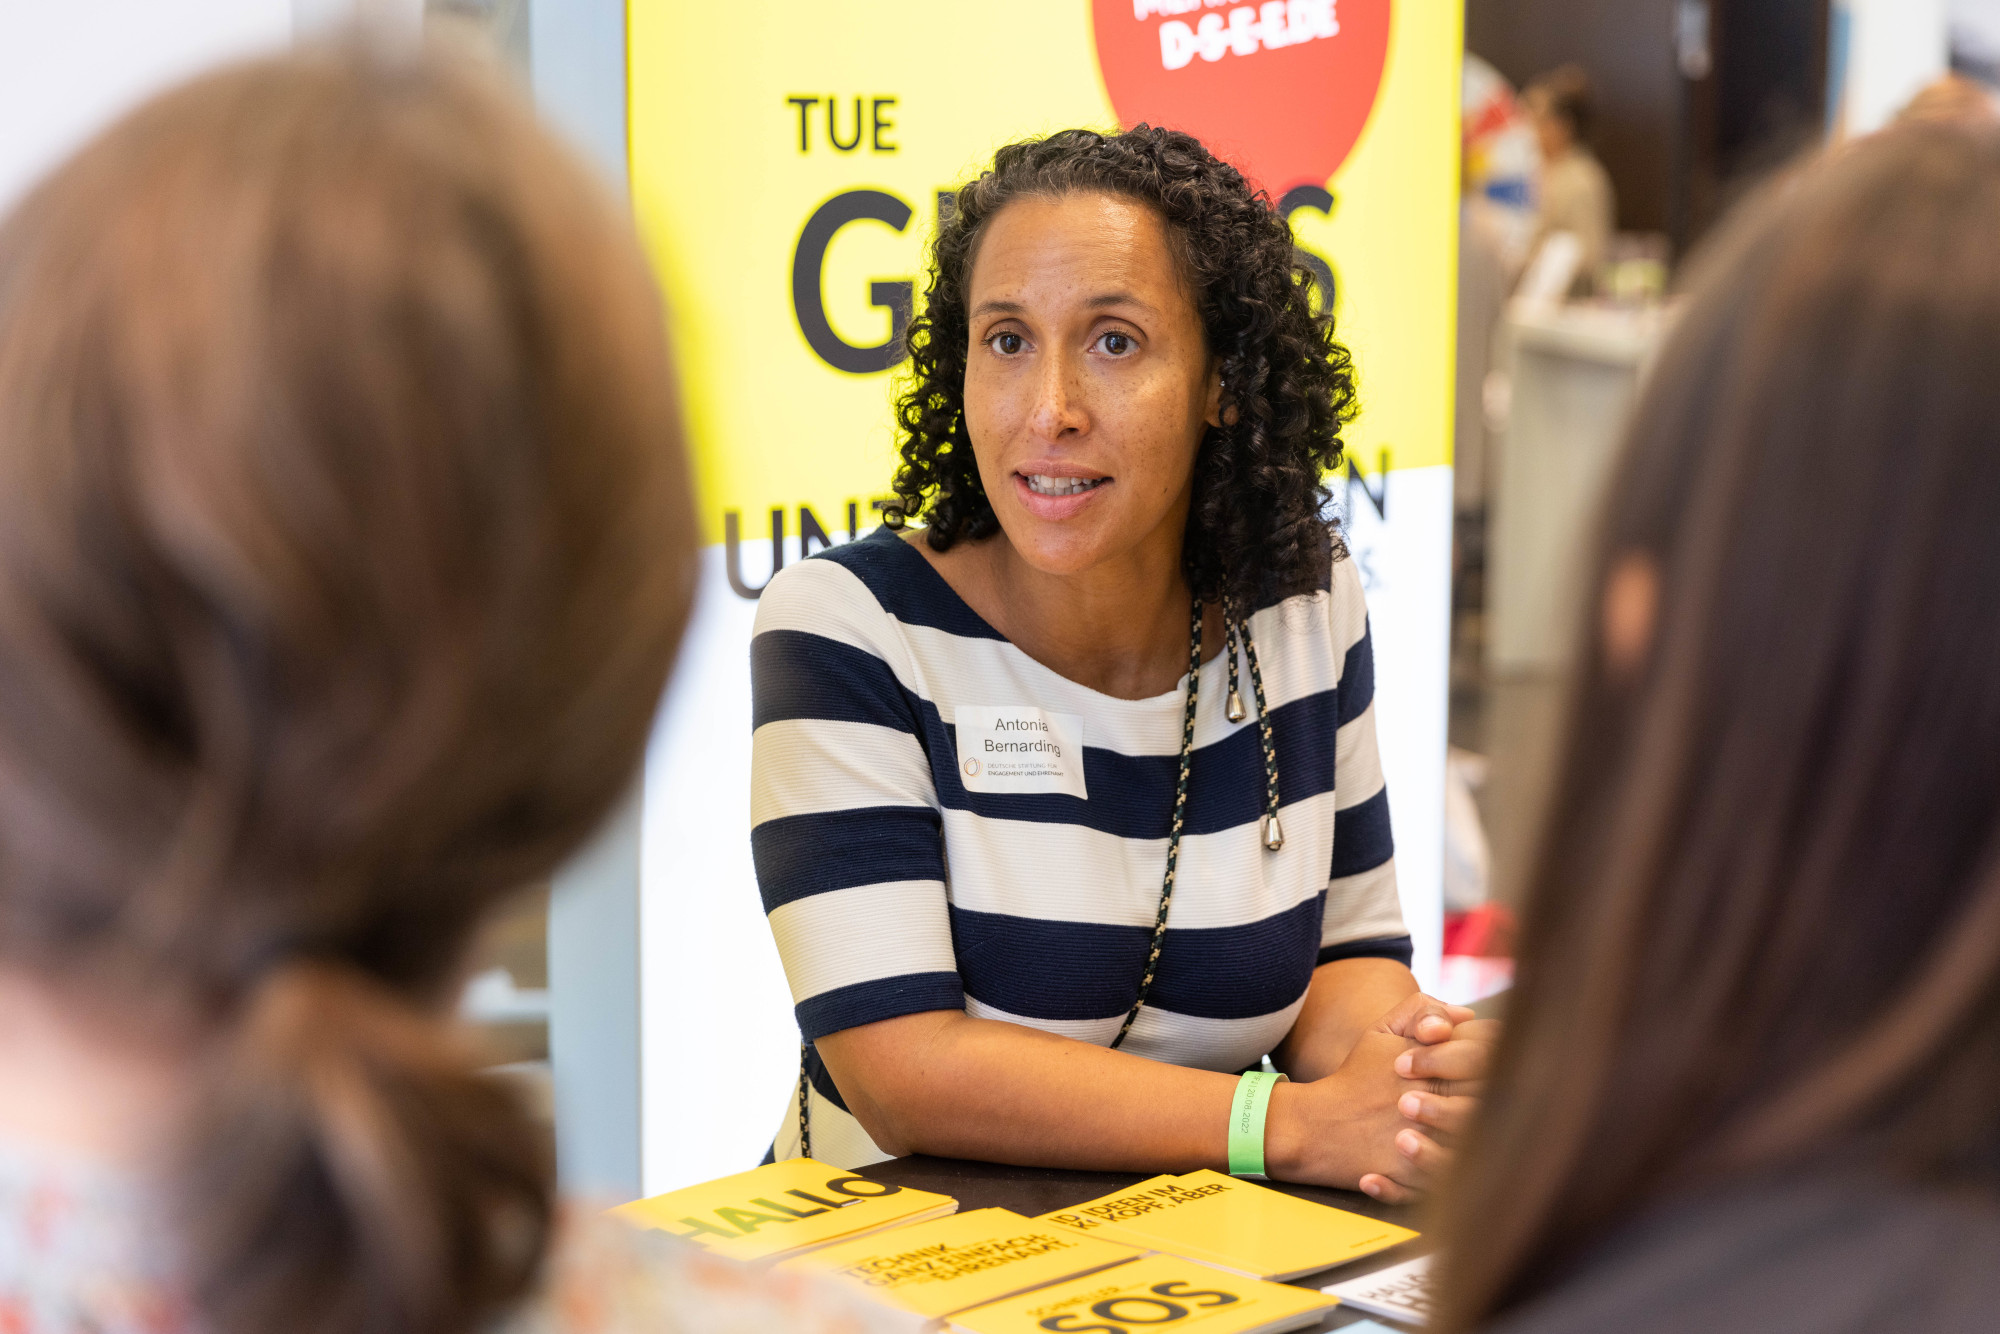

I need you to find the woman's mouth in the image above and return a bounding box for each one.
[1013,468,1111,520]
[1023,473,1110,497]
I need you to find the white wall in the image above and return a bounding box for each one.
[0,2,294,213]
[1835,0,1951,135]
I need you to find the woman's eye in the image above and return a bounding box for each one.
[1099,331,1134,355]
[990,332,1025,355]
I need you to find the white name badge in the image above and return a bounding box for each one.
[953,705,1088,799]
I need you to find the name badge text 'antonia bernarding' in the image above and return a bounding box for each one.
[953,705,1088,799]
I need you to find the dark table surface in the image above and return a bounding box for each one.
[854,1156,1426,1330]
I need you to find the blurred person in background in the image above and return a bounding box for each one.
[1524,65,1615,295]
[0,41,905,1334]
[1433,122,2000,1334]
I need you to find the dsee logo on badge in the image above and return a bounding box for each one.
[955,706,1087,799]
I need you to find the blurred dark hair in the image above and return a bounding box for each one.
[1433,123,2000,1329]
[886,125,1355,612]
[1528,64,1595,141]
[0,42,694,1334]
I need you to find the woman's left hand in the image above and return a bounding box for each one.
[1358,1008,1503,1203]
[1396,1014,1499,1092]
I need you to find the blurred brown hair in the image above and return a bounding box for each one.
[1433,123,2000,1329]
[0,40,694,1334]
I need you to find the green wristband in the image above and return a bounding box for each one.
[1227,1070,1289,1177]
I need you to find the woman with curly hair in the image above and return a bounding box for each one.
[750,127,1491,1195]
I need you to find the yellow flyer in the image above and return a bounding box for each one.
[779,1206,1143,1318]
[1042,1171,1417,1280]
[611,1158,957,1262]
[950,1253,1335,1334]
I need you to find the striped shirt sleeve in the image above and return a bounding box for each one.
[1319,558,1410,967]
[749,558,963,1041]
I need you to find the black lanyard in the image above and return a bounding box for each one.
[1109,594,1282,1050]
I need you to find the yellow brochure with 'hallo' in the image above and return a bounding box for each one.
[1041,1171,1417,1282]
[610,1158,958,1263]
[777,1207,1144,1322]
[948,1253,1336,1334]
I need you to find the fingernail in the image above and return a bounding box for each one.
[1399,1092,1423,1118]
[1395,1052,1415,1076]
[1397,1130,1422,1157]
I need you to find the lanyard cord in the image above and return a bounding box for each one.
[797,1041,814,1160]
[1109,595,1208,1051]
[799,594,1284,1153]
[1109,596,1283,1051]
[1224,594,1285,852]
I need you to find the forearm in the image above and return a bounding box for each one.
[1270,957,1418,1082]
[816,1011,1238,1172]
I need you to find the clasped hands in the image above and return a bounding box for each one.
[1265,993,1498,1202]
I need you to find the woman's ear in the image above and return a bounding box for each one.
[1206,357,1236,428]
[1602,550,1659,678]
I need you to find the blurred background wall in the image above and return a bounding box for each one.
[1463,0,1954,258]
[0,2,291,211]
[1450,2,1984,931]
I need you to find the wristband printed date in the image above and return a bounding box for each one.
[1227,1069,1289,1177]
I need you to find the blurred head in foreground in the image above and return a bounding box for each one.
[1436,124,2000,1328]
[0,41,693,1334]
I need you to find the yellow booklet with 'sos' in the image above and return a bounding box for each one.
[1040,1170,1418,1281]
[610,1158,958,1262]
[948,1253,1336,1334]
[778,1207,1144,1321]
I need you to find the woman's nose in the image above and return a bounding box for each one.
[1027,350,1088,440]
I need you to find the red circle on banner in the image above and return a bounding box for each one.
[1091,0,1392,195]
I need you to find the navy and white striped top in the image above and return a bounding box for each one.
[750,527,1408,1167]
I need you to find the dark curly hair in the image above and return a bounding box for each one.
[886,124,1357,611]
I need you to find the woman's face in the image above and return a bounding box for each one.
[962,192,1221,580]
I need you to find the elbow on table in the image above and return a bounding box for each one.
[814,1012,965,1158]
[851,1104,919,1158]
[823,1065,936,1159]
